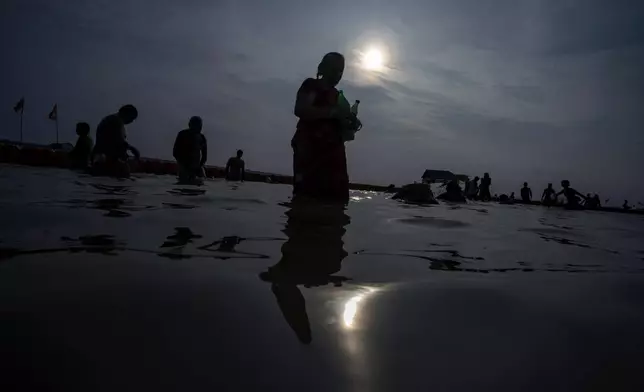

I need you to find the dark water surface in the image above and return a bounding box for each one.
[2,164,644,391]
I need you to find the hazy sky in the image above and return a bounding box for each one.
[1,0,643,201]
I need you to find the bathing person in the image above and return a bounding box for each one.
[520,182,532,202]
[437,179,466,202]
[225,149,245,182]
[584,194,601,209]
[479,173,492,201]
[69,122,93,169]
[91,104,140,177]
[542,183,556,206]
[466,176,479,199]
[174,116,207,182]
[556,180,587,208]
[292,52,351,203]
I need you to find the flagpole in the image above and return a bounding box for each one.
[20,110,23,143]
[55,106,59,144]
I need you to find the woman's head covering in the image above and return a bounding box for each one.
[317,52,345,86]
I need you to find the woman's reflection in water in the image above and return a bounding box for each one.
[260,200,350,344]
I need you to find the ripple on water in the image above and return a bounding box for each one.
[162,202,198,210]
[52,197,157,217]
[353,242,632,273]
[1,231,280,262]
[397,216,469,228]
[519,227,577,236]
[88,183,136,196]
[167,188,207,196]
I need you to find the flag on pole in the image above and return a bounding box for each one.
[48,104,58,120]
[14,98,25,114]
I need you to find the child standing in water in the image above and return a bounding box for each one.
[292,52,351,203]
[69,122,93,169]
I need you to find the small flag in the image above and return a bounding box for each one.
[48,104,57,121]
[14,98,25,113]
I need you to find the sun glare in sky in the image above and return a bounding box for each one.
[362,47,384,71]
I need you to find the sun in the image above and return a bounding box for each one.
[362,48,384,71]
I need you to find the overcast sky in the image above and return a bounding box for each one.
[1,0,643,201]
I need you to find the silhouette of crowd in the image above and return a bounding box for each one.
[28,50,637,210]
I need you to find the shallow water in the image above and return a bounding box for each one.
[2,164,644,391]
[2,164,642,276]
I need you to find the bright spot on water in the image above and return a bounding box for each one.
[343,295,363,327]
[342,287,378,328]
[350,195,373,202]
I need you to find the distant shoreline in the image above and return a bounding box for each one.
[0,139,393,192]
[2,139,642,215]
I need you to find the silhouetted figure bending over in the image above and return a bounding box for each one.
[437,179,466,202]
[520,182,532,202]
[623,200,631,210]
[541,183,556,206]
[91,104,139,177]
[556,180,587,209]
[225,150,245,182]
[292,52,351,203]
[479,173,492,201]
[69,122,93,169]
[174,116,207,183]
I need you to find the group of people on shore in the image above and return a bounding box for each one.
[464,176,596,208]
[461,176,617,209]
[68,107,245,183]
[516,181,601,209]
[463,173,492,201]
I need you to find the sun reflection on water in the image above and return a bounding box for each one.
[342,287,377,328]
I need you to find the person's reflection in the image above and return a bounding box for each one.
[260,200,350,344]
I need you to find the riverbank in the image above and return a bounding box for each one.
[0,140,392,192]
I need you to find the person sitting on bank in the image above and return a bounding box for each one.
[520,182,532,202]
[91,104,140,177]
[556,180,587,208]
[173,116,207,183]
[541,183,556,206]
[69,122,93,169]
[225,149,245,181]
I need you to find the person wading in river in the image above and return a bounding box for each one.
[291,52,352,203]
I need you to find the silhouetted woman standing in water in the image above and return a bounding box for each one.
[292,52,351,203]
